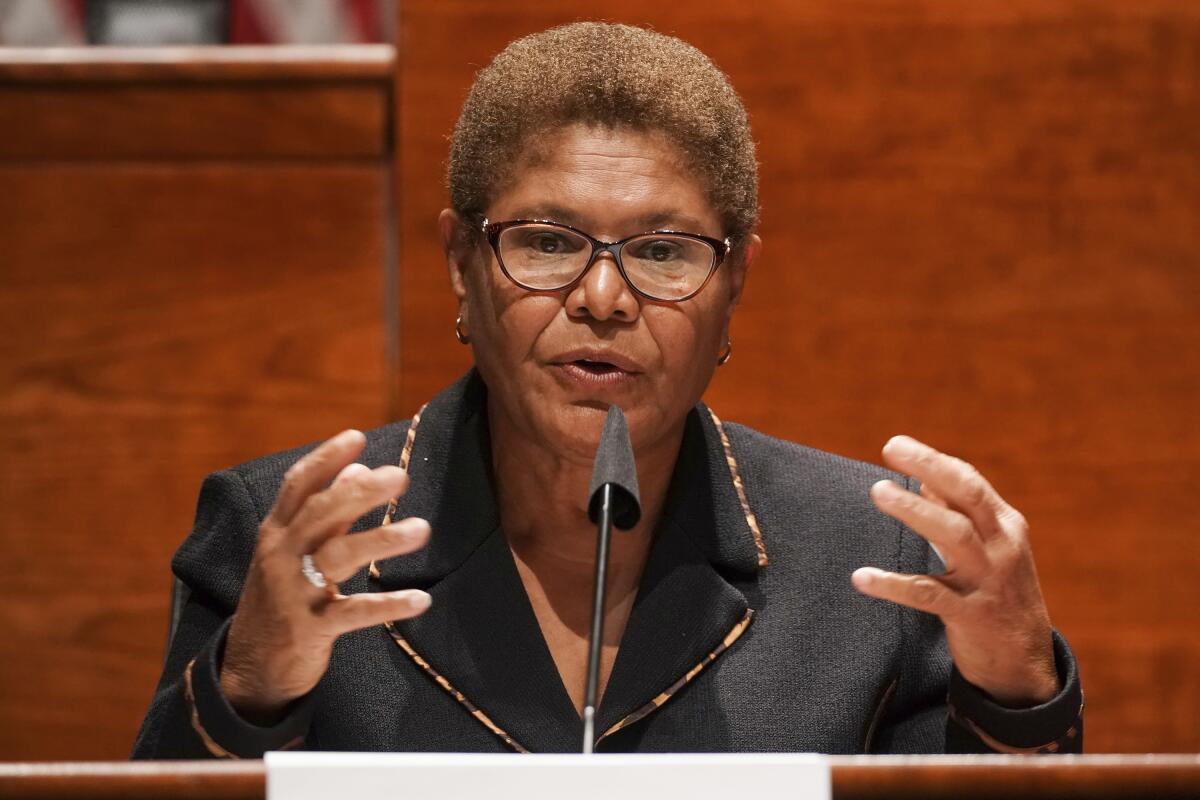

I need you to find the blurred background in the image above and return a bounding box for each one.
[0,0,1196,760]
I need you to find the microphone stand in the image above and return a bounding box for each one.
[581,405,639,754]
[582,483,614,755]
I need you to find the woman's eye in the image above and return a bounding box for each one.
[531,235,562,253]
[636,240,683,262]
[522,232,578,254]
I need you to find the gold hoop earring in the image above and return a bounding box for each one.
[717,338,732,366]
[455,314,470,345]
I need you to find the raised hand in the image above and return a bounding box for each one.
[852,435,1059,707]
[219,429,431,724]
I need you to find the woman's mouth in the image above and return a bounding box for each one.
[552,358,638,389]
[546,348,644,391]
[573,358,619,375]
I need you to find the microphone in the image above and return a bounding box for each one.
[582,405,641,754]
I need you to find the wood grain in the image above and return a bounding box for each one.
[0,84,388,160]
[1,0,1197,759]
[0,165,389,759]
[394,0,1200,753]
[0,50,395,760]
[0,46,394,161]
[1,757,1198,799]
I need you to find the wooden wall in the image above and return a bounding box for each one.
[0,46,396,759]
[395,1,1200,753]
[0,0,1195,760]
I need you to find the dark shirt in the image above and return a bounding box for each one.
[132,371,1083,758]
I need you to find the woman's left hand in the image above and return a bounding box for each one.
[852,435,1060,707]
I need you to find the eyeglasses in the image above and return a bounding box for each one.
[481,218,731,302]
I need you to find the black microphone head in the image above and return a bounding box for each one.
[587,405,642,530]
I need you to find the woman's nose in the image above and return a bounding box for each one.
[564,253,640,323]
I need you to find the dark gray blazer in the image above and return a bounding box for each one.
[132,371,1083,758]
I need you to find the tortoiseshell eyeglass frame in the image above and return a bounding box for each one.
[480,217,732,303]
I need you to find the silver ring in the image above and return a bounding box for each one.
[300,554,328,589]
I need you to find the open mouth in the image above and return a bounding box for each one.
[550,350,641,387]
[572,358,622,375]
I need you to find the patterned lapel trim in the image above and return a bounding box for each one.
[595,609,755,746]
[706,409,768,567]
[382,619,530,753]
[368,401,428,579]
[370,386,766,752]
[372,397,534,753]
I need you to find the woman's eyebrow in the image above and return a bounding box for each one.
[631,212,710,232]
[504,207,711,234]
[508,205,579,223]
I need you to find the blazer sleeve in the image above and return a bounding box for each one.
[130,470,318,759]
[870,514,1085,754]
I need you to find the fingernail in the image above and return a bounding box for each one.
[374,465,407,486]
[884,436,918,459]
[410,591,432,611]
[851,567,879,589]
[390,520,428,541]
[872,480,900,501]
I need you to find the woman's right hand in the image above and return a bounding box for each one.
[218,429,432,724]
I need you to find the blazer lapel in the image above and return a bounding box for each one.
[595,407,764,744]
[370,374,767,752]
[370,372,581,753]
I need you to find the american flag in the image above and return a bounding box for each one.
[0,0,390,46]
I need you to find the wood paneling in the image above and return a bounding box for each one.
[1,2,1196,760]
[395,1,1200,753]
[0,50,394,760]
[0,85,388,160]
[0,47,394,160]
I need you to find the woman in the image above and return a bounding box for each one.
[134,23,1081,758]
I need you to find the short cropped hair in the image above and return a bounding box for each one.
[448,22,758,243]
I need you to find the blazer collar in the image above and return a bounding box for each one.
[373,370,763,586]
[373,371,499,588]
[372,370,764,751]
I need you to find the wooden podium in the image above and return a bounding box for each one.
[1,756,1198,800]
[2,3,1200,765]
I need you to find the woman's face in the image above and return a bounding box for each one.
[441,123,760,462]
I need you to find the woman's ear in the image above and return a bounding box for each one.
[439,208,472,304]
[725,233,761,319]
[716,233,760,357]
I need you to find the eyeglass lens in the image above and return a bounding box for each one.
[496,223,716,300]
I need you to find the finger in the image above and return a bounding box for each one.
[288,465,410,554]
[269,430,366,527]
[881,436,1005,538]
[851,566,961,618]
[870,480,988,577]
[332,461,371,489]
[312,518,431,583]
[320,589,432,636]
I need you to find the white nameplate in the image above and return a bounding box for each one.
[266,752,830,800]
